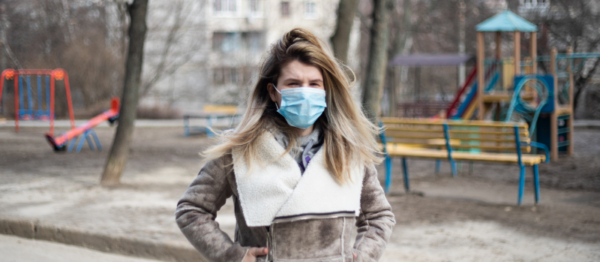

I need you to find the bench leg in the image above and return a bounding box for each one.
[533,164,540,204]
[184,117,189,137]
[402,157,410,192]
[450,160,457,178]
[207,117,215,138]
[435,160,440,174]
[518,165,525,205]
[384,156,392,193]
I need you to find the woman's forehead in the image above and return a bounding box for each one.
[279,60,323,81]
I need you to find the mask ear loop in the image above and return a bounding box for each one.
[272,84,281,110]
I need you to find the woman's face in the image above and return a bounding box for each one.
[268,60,324,106]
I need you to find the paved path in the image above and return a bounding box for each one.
[0,234,163,262]
[1,125,599,262]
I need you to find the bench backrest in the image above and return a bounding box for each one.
[381,118,531,153]
[203,104,238,114]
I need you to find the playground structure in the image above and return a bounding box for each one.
[0,68,120,152]
[442,11,600,161]
[379,10,600,203]
[0,68,75,136]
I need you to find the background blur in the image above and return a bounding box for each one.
[0,0,598,119]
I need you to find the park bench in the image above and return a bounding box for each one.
[379,117,549,205]
[183,105,240,137]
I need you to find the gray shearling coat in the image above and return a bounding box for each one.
[175,132,395,262]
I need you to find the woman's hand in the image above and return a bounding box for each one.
[242,247,268,262]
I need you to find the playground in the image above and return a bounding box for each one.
[0,123,599,261]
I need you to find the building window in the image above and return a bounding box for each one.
[212,32,240,53]
[214,0,237,13]
[242,31,264,52]
[281,1,290,17]
[304,1,316,19]
[249,0,262,15]
[520,0,549,8]
[213,67,239,85]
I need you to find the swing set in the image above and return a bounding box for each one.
[1,68,120,153]
[0,68,75,136]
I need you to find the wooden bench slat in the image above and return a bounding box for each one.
[384,127,528,136]
[384,134,445,140]
[384,147,545,165]
[384,129,529,137]
[381,118,528,128]
[445,144,531,153]
[381,142,532,153]
[203,105,238,114]
[385,134,530,143]
[449,137,531,143]
[383,126,528,136]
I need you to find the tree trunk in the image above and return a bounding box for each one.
[573,58,600,115]
[361,0,393,123]
[330,0,360,65]
[387,0,412,117]
[101,0,149,185]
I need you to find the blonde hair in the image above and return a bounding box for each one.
[203,28,382,183]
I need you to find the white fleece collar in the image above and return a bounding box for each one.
[232,131,364,227]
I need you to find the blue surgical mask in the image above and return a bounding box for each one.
[273,85,327,129]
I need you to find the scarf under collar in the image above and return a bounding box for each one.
[272,127,323,173]
[232,131,364,227]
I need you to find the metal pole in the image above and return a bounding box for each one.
[458,0,466,86]
[550,47,558,161]
[0,5,5,115]
[476,32,485,120]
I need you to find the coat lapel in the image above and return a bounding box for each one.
[232,131,363,227]
[274,149,364,221]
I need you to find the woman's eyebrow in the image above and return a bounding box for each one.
[282,77,323,83]
[282,77,301,82]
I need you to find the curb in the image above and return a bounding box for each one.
[0,218,207,262]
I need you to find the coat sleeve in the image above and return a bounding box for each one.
[175,155,248,262]
[353,165,396,262]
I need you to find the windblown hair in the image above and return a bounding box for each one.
[203,28,382,183]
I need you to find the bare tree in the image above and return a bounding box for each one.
[330,0,360,65]
[140,0,206,98]
[530,0,600,113]
[0,0,128,117]
[361,0,394,123]
[385,0,413,117]
[361,0,494,115]
[101,0,149,185]
[0,5,21,69]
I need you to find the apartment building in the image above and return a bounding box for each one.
[518,0,550,14]
[142,0,351,113]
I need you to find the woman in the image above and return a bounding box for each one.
[176,28,395,262]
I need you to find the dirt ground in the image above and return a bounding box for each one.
[0,122,599,261]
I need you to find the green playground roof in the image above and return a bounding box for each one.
[476,10,538,32]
